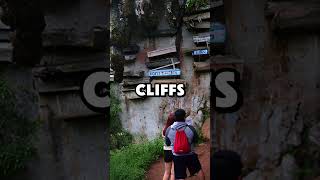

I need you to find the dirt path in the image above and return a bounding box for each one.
[146,142,210,180]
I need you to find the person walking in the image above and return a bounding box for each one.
[165,109,205,180]
[162,112,175,180]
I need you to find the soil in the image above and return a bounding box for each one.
[146,142,210,180]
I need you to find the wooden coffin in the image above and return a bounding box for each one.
[146,58,179,69]
[147,46,177,58]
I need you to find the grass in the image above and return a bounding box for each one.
[110,138,163,180]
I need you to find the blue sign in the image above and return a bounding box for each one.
[148,69,181,77]
[192,49,209,56]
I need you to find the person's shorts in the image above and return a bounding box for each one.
[173,153,202,179]
[164,150,174,163]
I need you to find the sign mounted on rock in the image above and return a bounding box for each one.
[192,49,209,56]
[148,69,181,77]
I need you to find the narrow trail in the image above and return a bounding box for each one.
[146,142,210,180]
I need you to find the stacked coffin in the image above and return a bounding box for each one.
[33,59,107,120]
[121,70,149,100]
[33,0,109,121]
[0,22,13,64]
[146,46,181,79]
[184,6,211,61]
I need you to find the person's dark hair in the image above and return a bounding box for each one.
[211,150,243,180]
[162,112,175,136]
[174,109,186,122]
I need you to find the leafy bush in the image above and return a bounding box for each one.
[0,80,38,178]
[110,83,133,150]
[110,139,163,180]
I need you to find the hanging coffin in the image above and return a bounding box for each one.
[147,46,177,58]
[148,68,181,77]
[146,58,179,69]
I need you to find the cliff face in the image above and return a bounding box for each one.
[213,0,320,179]
[112,1,211,139]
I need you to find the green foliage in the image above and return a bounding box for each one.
[110,139,163,180]
[186,0,209,11]
[0,80,38,178]
[110,83,133,150]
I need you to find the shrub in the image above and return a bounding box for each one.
[110,83,133,150]
[110,139,163,180]
[0,80,38,178]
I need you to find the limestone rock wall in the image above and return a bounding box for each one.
[213,0,320,179]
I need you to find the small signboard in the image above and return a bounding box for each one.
[192,49,209,56]
[193,33,210,43]
[148,69,181,77]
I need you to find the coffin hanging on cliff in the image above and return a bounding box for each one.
[147,46,177,58]
[146,58,179,69]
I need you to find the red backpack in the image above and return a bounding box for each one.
[173,126,190,154]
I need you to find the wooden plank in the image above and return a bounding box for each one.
[147,46,176,58]
[184,12,210,22]
[151,62,180,70]
[148,69,181,77]
[266,1,320,31]
[146,58,179,69]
